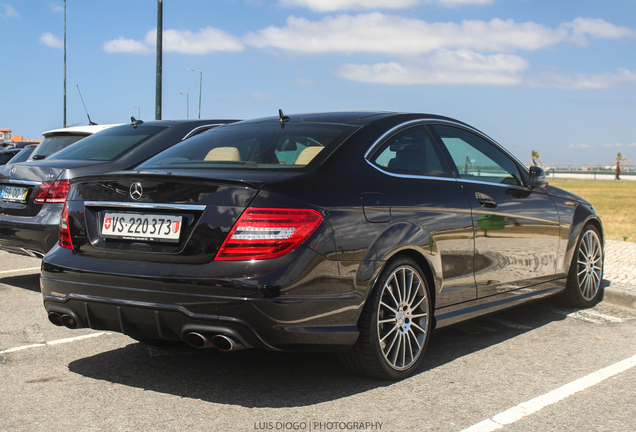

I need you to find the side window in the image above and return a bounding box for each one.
[370,126,450,177]
[430,125,523,186]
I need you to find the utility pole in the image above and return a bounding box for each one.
[63,0,67,128]
[155,0,162,120]
[188,68,202,119]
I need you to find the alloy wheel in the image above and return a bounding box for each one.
[576,229,603,301]
[376,265,429,371]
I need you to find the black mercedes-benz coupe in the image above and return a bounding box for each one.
[0,119,237,257]
[41,111,604,379]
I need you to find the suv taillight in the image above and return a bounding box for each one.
[34,179,70,204]
[216,208,323,261]
[59,201,74,250]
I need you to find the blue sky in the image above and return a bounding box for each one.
[1,0,635,164]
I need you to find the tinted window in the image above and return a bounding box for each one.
[431,125,523,186]
[370,126,450,177]
[48,126,168,161]
[30,135,85,160]
[0,153,16,165]
[138,123,360,170]
[7,146,36,164]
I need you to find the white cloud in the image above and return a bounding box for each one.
[528,68,636,90]
[278,0,492,11]
[279,0,420,12]
[244,13,572,55]
[103,27,244,55]
[569,144,593,149]
[103,36,152,54]
[562,17,636,41]
[47,2,64,13]
[296,77,316,85]
[434,0,493,7]
[39,32,63,49]
[0,3,19,19]
[335,49,528,85]
[603,143,636,148]
[145,27,244,54]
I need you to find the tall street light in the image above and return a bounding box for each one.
[187,68,202,119]
[178,93,189,119]
[131,105,140,120]
[63,0,67,128]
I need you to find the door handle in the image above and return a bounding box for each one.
[475,192,497,208]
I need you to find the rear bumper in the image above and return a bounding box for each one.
[0,204,63,255]
[41,245,364,351]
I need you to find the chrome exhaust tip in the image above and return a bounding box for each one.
[60,314,78,329]
[184,332,214,349]
[211,334,244,352]
[48,312,63,326]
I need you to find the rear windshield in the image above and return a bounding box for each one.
[48,126,168,161]
[137,123,360,170]
[7,147,35,164]
[30,135,85,160]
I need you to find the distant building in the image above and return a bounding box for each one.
[0,128,40,147]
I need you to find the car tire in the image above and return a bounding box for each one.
[339,257,432,380]
[559,223,604,308]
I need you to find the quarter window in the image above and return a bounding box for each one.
[370,126,450,177]
[430,125,523,186]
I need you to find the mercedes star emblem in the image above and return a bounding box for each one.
[129,182,143,200]
[10,166,16,176]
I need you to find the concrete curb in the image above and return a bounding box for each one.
[604,284,636,310]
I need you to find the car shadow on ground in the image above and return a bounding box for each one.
[67,298,571,408]
[0,273,40,292]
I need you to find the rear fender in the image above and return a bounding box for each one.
[357,222,442,300]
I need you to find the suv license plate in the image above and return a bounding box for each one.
[1,185,29,203]
[101,212,182,243]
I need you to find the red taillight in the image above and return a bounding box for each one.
[34,179,70,204]
[59,201,74,250]
[216,208,323,261]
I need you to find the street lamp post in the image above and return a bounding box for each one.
[131,105,140,120]
[63,0,67,128]
[178,93,189,119]
[187,68,202,119]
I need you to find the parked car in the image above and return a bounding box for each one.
[0,148,22,165]
[6,144,38,164]
[40,112,603,379]
[29,124,121,161]
[0,119,237,257]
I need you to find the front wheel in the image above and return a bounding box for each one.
[559,224,604,308]
[339,257,432,380]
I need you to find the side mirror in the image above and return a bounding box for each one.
[529,166,548,188]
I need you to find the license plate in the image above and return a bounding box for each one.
[101,212,183,243]
[1,185,29,203]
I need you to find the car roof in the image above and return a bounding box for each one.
[42,124,122,137]
[231,111,466,127]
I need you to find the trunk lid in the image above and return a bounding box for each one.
[67,172,301,263]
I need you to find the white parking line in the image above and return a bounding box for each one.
[0,332,110,355]
[0,267,40,275]
[461,353,636,432]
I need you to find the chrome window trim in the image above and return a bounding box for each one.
[181,123,228,141]
[1,179,41,186]
[84,201,206,211]
[456,178,529,190]
[364,118,458,181]
[364,159,458,182]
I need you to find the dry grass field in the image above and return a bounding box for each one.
[550,180,636,242]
